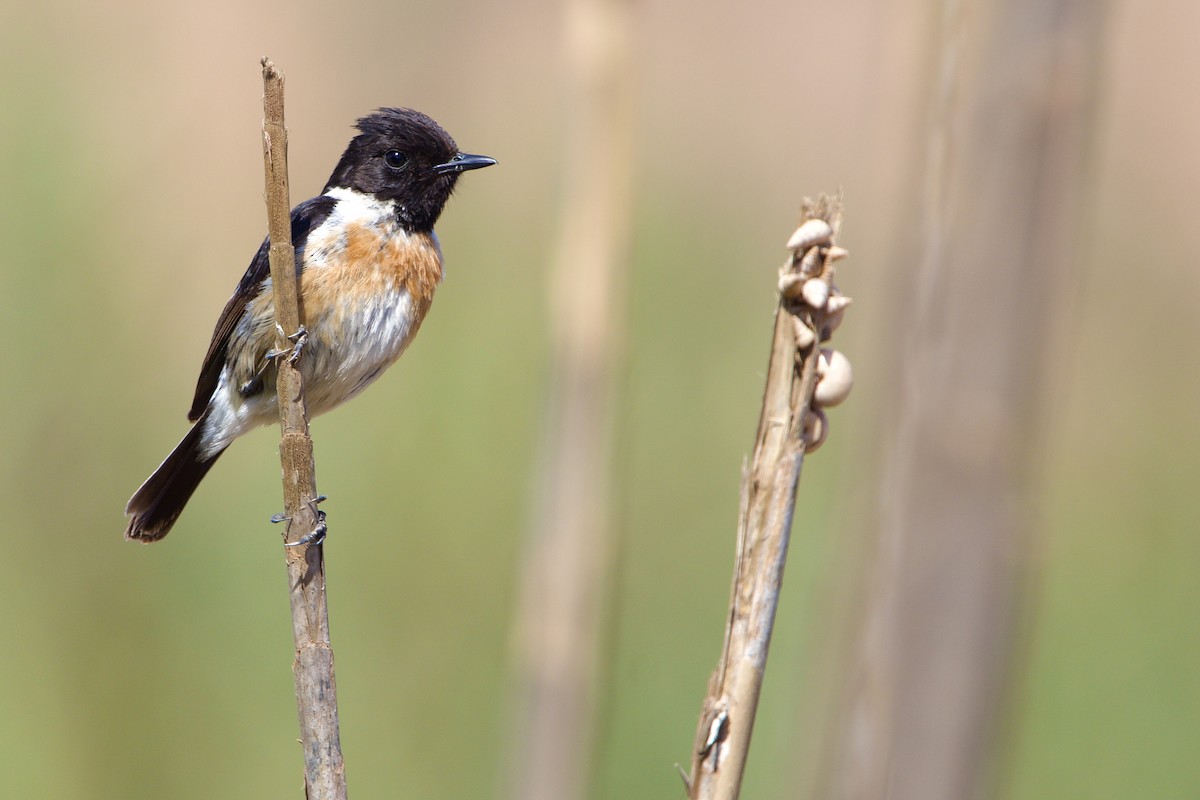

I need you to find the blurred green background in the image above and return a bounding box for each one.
[0,0,1196,798]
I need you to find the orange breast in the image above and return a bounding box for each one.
[300,224,443,329]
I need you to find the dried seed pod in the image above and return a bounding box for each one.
[801,277,830,310]
[802,407,828,453]
[786,219,833,253]
[793,316,816,349]
[825,245,849,263]
[814,348,853,407]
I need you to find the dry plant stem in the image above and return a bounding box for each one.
[261,58,347,800]
[506,1,633,798]
[819,2,1106,798]
[686,199,842,800]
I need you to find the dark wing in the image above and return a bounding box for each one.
[187,195,338,421]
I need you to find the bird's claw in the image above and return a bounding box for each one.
[263,325,308,367]
[285,510,327,548]
[274,495,328,546]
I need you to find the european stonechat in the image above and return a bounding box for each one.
[125,108,494,541]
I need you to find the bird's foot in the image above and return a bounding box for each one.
[271,323,309,365]
[273,495,327,547]
[284,510,327,547]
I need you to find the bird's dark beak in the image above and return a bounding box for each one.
[433,152,497,175]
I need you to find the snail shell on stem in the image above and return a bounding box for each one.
[786,219,833,253]
[803,407,828,453]
[802,278,830,310]
[814,348,853,407]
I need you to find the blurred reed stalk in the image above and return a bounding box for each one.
[261,59,347,800]
[818,2,1106,799]
[504,0,633,797]
[684,198,850,800]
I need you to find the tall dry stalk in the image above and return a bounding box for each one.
[505,0,633,797]
[819,2,1106,798]
[685,198,852,800]
[261,59,347,800]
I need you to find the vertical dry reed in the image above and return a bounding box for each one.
[686,197,852,800]
[261,58,347,800]
[504,1,634,798]
[820,3,1106,798]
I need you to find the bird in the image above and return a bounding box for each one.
[124,108,494,542]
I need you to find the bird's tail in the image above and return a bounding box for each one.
[125,415,225,542]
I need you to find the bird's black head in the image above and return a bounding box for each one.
[323,108,495,231]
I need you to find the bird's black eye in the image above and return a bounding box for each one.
[384,149,408,170]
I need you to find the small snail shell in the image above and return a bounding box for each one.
[803,407,828,453]
[786,219,833,253]
[793,316,816,349]
[814,348,853,407]
[801,278,830,310]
